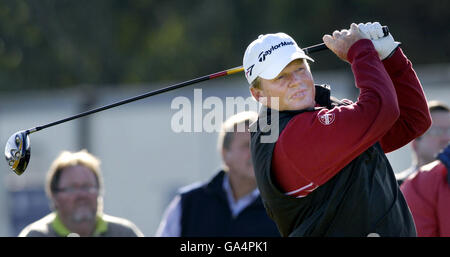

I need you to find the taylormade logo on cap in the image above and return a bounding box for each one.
[243,32,314,85]
[258,41,295,62]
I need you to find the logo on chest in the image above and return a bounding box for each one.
[318,113,335,125]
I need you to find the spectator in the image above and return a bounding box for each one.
[400,144,450,236]
[156,111,280,237]
[19,150,144,237]
[396,101,450,185]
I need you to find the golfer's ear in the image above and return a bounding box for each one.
[250,87,263,102]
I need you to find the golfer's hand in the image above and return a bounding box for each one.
[323,23,369,62]
[358,22,400,60]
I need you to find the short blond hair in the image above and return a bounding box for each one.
[45,149,104,198]
[217,111,258,152]
[250,77,261,89]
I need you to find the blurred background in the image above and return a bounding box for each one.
[0,0,449,236]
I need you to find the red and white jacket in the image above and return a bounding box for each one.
[272,39,431,198]
[401,161,450,237]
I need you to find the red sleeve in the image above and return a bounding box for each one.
[272,39,400,198]
[400,162,445,237]
[378,48,432,153]
[436,166,450,236]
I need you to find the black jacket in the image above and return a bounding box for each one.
[179,170,280,237]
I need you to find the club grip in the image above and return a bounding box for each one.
[381,26,390,37]
[303,26,390,54]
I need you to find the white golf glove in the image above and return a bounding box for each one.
[358,22,400,60]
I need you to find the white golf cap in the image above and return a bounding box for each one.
[243,32,314,85]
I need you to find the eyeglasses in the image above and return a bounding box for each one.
[425,127,450,137]
[55,185,99,194]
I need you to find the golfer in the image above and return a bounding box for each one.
[244,22,431,236]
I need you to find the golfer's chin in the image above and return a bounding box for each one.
[280,99,316,111]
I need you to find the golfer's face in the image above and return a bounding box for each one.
[416,111,450,163]
[259,59,315,111]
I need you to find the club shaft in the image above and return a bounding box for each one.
[30,66,244,133]
[29,26,390,133]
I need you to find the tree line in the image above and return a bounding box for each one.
[0,0,448,91]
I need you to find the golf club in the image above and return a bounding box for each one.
[5,26,390,176]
